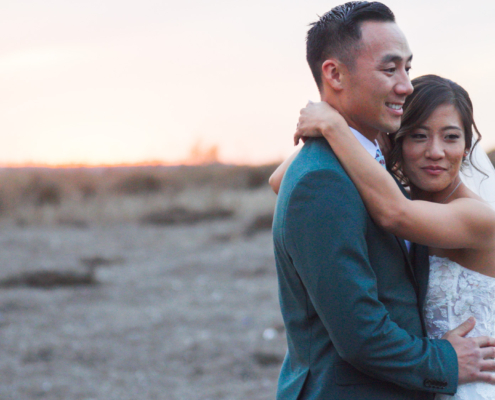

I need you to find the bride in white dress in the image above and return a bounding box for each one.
[426,140,495,400]
[272,74,495,399]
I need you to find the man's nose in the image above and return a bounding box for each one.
[395,72,414,96]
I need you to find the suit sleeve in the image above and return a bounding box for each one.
[284,167,458,393]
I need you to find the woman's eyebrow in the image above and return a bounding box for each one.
[414,125,463,131]
[441,126,463,131]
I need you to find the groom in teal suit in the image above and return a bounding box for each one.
[273,2,494,399]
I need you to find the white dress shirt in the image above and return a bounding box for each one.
[349,127,380,158]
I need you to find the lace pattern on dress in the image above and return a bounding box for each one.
[425,256,495,400]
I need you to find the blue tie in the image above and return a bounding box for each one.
[375,148,386,169]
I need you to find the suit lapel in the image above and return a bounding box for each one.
[395,236,417,288]
[412,243,430,322]
[388,173,430,335]
[389,173,418,289]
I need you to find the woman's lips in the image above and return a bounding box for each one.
[422,166,446,175]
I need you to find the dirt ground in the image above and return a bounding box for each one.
[0,217,285,399]
[3,153,494,399]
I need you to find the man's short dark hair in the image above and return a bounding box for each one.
[307,1,395,91]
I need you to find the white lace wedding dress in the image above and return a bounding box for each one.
[425,255,495,400]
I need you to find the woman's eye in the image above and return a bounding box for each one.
[410,133,427,140]
[445,134,461,140]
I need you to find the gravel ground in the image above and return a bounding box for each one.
[0,220,285,400]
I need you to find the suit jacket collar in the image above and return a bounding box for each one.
[395,235,417,287]
[390,173,418,290]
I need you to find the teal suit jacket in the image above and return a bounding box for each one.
[272,138,458,399]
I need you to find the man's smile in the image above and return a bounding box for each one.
[385,102,404,115]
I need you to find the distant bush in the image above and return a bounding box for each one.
[0,269,96,288]
[0,195,5,215]
[114,174,163,195]
[35,185,61,206]
[244,213,274,236]
[246,165,278,189]
[141,206,234,226]
[166,164,279,190]
[79,183,97,199]
[0,164,278,223]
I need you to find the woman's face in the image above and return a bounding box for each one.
[402,103,467,199]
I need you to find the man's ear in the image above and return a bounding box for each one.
[321,59,346,91]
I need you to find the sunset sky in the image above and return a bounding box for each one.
[1,0,494,166]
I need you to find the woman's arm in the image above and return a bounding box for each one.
[295,102,495,250]
[269,148,301,194]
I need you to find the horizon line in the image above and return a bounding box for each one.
[0,159,281,169]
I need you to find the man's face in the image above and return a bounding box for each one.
[339,21,413,140]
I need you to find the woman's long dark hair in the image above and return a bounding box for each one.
[387,74,482,185]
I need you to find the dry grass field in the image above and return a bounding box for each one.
[0,164,285,400]
[2,151,494,400]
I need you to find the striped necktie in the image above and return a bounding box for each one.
[375,148,386,169]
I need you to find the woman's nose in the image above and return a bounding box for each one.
[425,139,444,159]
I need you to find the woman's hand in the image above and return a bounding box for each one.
[294,101,347,145]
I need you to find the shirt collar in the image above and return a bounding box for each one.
[349,127,379,158]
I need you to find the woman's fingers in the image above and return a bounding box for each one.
[294,101,339,146]
[294,131,300,146]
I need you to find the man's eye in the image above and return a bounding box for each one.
[406,67,411,75]
[384,68,396,73]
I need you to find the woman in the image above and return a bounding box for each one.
[270,75,495,400]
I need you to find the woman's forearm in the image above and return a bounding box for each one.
[320,124,495,249]
[295,103,495,249]
[269,148,301,194]
[294,101,409,231]
[320,124,409,233]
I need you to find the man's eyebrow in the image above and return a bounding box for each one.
[380,54,413,64]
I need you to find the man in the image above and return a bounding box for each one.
[272,2,495,399]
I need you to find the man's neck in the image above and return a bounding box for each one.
[345,121,379,143]
[320,95,379,142]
